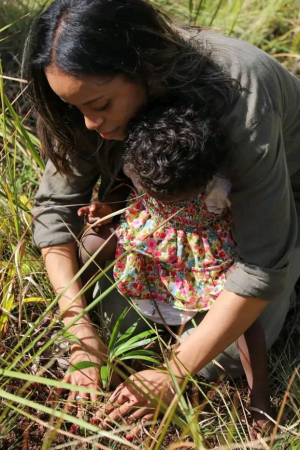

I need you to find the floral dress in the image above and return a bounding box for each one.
[113,189,236,312]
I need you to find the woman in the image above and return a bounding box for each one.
[24,0,300,435]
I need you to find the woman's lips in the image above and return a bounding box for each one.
[99,127,119,138]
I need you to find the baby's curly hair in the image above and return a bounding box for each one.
[124,102,229,199]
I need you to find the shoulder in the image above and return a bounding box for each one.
[196,31,300,142]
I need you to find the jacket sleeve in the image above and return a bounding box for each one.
[32,154,101,248]
[224,109,298,300]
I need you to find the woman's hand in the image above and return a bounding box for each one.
[64,344,104,401]
[97,369,179,438]
[78,201,114,228]
[56,326,107,415]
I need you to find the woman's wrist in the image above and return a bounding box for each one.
[70,325,108,360]
[58,292,92,327]
[68,321,100,340]
[67,319,96,335]
[162,358,190,383]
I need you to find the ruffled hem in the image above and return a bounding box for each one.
[113,193,235,311]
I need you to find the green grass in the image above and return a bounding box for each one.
[156,0,300,70]
[0,0,300,448]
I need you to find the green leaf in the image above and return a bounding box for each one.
[59,331,81,345]
[12,297,47,309]
[66,361,101,373]
[3,92,44,171]
[120,354,159,364]
[120,349,159,358]
[0,14,29,34]
[107,307,129,353]
[101,365,109,389]
[115,328,158,350]
[114,320,139,347]
[114,338,158,357]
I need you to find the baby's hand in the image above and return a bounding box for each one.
[78,201,114,229]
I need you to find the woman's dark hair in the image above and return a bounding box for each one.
[23,0,241,175]
[124,102,229,197]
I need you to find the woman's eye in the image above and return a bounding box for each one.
[95,102,109,112]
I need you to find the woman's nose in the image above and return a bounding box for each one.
[84,115,104,131]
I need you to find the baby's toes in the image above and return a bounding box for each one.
[250,418,274,441]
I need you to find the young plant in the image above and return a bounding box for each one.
[67,307,161,389]
[101,308,161,388]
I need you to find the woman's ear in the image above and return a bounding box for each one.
[144,66,165,98]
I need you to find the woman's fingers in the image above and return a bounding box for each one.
[55,372,71,398]
[90,391,101,403]
[56,368,103,407]
[75,392,90,419]
[96,385,126,419]
[127,407,153,424]
[100,402,133,428]
[108,383,125,403]
[96,401,115,420]
[67,390,79,413]
[127,413,155,439]
[78,202,113,219]
[55,372,80,406]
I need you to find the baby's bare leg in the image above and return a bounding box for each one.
[237,319,273,432]
[77,224,150,336]
[78,225,117,303]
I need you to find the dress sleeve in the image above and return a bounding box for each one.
[32,154,101,248]
[224,109,298,300]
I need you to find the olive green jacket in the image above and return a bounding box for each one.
[32,31,300,301]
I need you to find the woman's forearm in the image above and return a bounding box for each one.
[42,242,93,331]
[169,289,268,378]
[42,243,108,369]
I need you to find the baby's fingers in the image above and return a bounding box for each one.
[86,215,102,225]
[89,201,103,214]
[78,206,90,217]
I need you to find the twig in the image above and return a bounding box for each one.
[272,53,300,59]
[0,75,28,83]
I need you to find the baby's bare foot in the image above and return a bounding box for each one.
[249,397,274,440]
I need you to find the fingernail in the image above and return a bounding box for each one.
[90,417,100,424]
[69,424,80,434]
[126,435,133,441]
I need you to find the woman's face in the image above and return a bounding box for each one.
[45,65,147,140]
